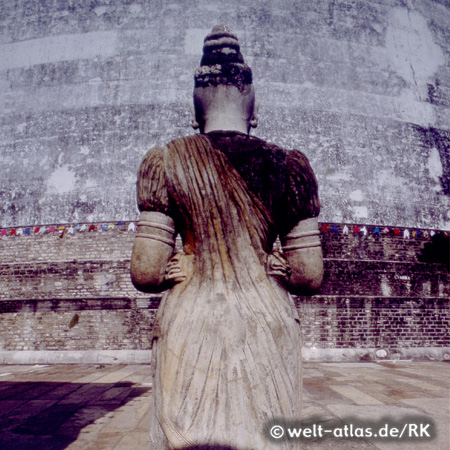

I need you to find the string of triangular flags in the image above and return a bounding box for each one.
[0,222,446,239]
[320,224,444,238]
[0,221,137,238]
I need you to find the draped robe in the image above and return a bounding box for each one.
[137,131,319,449]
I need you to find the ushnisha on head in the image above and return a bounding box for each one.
[192,25,258,134]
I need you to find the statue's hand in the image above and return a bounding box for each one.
[267,250,291,280]
[164,252,193,284]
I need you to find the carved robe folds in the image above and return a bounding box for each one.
[136,131,320,449]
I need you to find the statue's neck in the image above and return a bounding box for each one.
[203,116,249,135]
[203,108,250,134]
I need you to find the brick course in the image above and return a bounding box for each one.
[0,222,448,357]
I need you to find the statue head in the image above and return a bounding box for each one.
[192,26,258,134]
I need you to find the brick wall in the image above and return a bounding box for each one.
[298,296,450,349]
[0,222,448,359]
[0,224,135,263]
[0,260,141,300]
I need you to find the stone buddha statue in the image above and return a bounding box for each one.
[131,25,323,450]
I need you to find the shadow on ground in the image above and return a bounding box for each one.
[0,381,150,450]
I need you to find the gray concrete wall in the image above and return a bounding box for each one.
[1,0,449,229]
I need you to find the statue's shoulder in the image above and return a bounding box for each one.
[151,134,208,156]
[285,148,315,171]
[137,147,166,183]
[255,139,313,170]
[255,136,313,171]
[139,136,207,170]
[166,134,207,147]
[140,146,164,163]
[259,139,309,160]
[257,140,318,197]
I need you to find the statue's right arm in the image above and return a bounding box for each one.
[280,217,323,295]
[130,210,176,293]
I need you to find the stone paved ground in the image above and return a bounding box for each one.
[0,362,448,449]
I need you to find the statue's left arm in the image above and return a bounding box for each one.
[130,147,178,293]
[131,211,176,293]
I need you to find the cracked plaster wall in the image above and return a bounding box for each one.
[1,0,449,229]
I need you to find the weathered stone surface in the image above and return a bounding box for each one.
[1,0,449,229]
